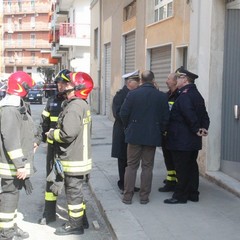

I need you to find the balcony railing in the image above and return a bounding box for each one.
[4,57,52,66]
[4,40,51,49]
[4,23,50,33]
[59,23,90,39]
[3,5,50,14]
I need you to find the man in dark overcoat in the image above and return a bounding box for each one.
[111,70,140,192]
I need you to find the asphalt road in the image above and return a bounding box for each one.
[16,101,113,240]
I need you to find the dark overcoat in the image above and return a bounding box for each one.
[120,83,169,147]
[111,85,129,158]
[166,84,210,151]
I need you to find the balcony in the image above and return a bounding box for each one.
[3,5,50,15]
[4,23,50,33]
[4,57,52,66]
[4,40,51,50]
[59,23,90,47]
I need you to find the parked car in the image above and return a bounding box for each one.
[26,86,44,104]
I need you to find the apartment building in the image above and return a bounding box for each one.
[49,0,91,74]
[90,0,240,197]
[2,0,54,82]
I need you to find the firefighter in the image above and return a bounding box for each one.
[39,69,71,225]
[46,71,93,235]
[0,71,37,240]
[158,72,179,192]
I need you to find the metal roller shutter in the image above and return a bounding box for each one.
[150,45,171,92]
[124,32,136,74]
[104,43,111,117]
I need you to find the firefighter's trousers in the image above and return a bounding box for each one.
[0,178,20,239]
[65,176,85,227]
[43,143,57,219]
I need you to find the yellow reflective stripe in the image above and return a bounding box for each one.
[47,138,53,144]
[61,159,92,173]
[0,163,30,177]
[45,192,57,201]
[68,203,84,211]
[83,203,86,210]
[0,220,15,229]
[0,212,15,220]
[168,101,174,105]
[166,176,177,181]
[42,110,50,117]
[54,129,64,143]
[69,210,84,218]
[83,116,91,124]
[7,149,24,160]
[50,116,58,122]
[167,170,176,175]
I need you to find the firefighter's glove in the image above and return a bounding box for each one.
[50,180,64,196]
[54,159,64,179]
[19,178,33,195]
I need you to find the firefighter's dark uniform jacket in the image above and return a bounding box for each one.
[0,95,35,178]
[47,97,92,176]
[41,93,64,143]
[166,83,210,151]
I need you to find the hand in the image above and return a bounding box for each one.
[197,128,208,137]
[50,180,64,196]
[33,142,38,153]
[16,167,27,180]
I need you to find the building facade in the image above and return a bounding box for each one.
[90,0,240,197]
[2,0,53,82]
[49,0,91,74]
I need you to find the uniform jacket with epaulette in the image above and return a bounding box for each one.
[166,83,210,151]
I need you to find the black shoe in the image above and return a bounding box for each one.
[14,224,29,239]
[134,187,140,192]
[158,184,175,192]
[188,196,199,202]
[38,216,56,225]
[54,223,84,236]
[140,199,149,204]
[117,180,124,191]
[164,198,187,204]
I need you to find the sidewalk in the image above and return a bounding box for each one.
[90,114,240,240]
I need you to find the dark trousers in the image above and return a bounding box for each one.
[43,143,57,219]
[0,178,20,239]
[124,144,156,201]
[117,157,127,189]
[171,150,199,201]
[65,176,84,227]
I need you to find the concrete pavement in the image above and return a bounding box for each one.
[90,114,240,240]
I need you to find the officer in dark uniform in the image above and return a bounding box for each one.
[158,72,178,192]
[111,70,140,192]
[39,69,70,225]
[164,66,210,204]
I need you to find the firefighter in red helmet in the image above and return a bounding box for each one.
[46,72,94,236]
[0,71,39,240]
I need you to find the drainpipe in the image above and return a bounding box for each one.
[97,0,102,114]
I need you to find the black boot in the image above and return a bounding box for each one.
[39,201,56,225]
[158,183,176,192]
[54,222,84,236]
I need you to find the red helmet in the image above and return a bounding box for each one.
[7,71,36,97]
[70,72,94,99]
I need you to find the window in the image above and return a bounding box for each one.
[124,1,136,21]
[18,34,22,46]
[31,0,35,11]
[154,0,173,22]
[18,0,22,12]
[31,52,35,63]
[30,34,36,47]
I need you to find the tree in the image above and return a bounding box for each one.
[37,67,55,84]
